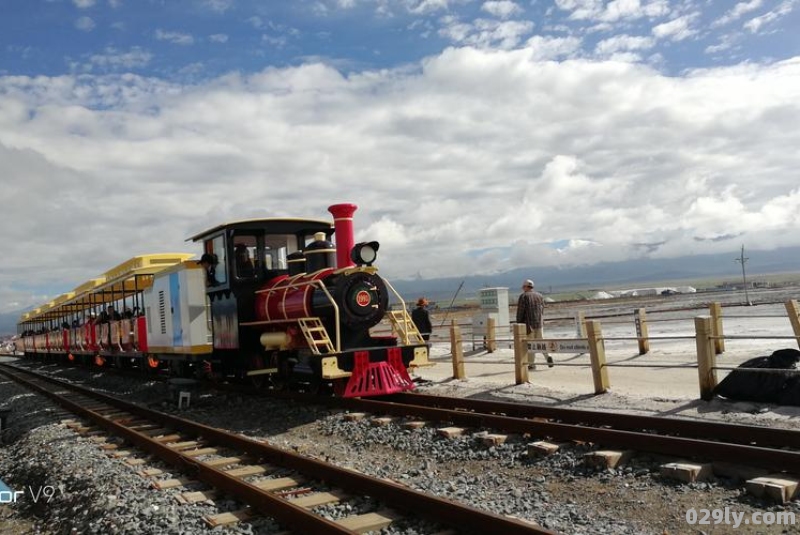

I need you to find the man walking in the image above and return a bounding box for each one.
[516,279,553,369]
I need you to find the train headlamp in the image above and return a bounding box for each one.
[351,241,380,266]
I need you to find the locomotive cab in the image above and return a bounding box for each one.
[188,218,335,376]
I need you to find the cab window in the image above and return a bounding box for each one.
[233,235,258,279]
[263,234,298,271]
[211,236,227,285]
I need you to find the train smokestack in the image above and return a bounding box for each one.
[328,203,357,269]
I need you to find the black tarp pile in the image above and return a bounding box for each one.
[713,348,800,405]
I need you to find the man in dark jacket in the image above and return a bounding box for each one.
[516,279,553,369]
[411,297,433,341]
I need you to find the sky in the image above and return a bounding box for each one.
[1,0,800,317]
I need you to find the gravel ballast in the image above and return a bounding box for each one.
[2,357,800,534]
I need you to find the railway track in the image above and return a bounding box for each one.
[10,359,800,474]
[0,363,553,535]
[255,390,800,475]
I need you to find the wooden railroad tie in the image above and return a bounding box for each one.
[660,462,713,483]
[254,476,306,492]
[176,489,219,505]
[291,490,347,508]
[166,440,204,451]
[204,508,255,528]
[401,420,427,430]
[583,450,633,469]
[182,447,219,457]
[336,510,399,533]
[137,468,164,478]
[152,477,197,490]
[370,417,396,427]
[745,474,800,504]
[480,433,509,447]
[527,441,570,457]
[224,464,272,478]
[202,456,248,468]
[437,426,468,439]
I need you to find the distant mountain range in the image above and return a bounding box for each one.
[3,246,799,335]
[388,245,800,304]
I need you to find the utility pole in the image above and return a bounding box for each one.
[735,244,752,306]
[439,280,465,328]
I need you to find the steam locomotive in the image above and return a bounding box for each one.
[17,204,432,397]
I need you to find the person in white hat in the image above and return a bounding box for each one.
[516,279,553,369]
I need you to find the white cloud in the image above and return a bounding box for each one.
[85,47,152,71]
[652,13,698,41]
[262,34,288,48]
[247,16,265,29]
[108,0,122,7]
[209,33,229,43]
[154,29,195,45]
[481,1,523,19]
[704,33,740,55]
[595,34,655,57]
[439,17,534,49]
[711,0,763,28]
[407,0,452,15]
[74,16,96,31]
[203,0,234,13]
[1,50,800,310]
[744,0,797,33]
[555,0,669,22]
[73,0,96,8]
[525,35,582,60]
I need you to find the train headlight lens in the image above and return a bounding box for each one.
[351,241,379,266]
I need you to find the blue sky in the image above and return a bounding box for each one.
[2,0,800,316]
[4,1,798,78]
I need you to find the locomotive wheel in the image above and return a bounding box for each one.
[301,376,326,395]
[269,354,291,391]
[248,355,267,389]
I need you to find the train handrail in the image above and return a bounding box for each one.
[380,276,415,345]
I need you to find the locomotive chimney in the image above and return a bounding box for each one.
[328,203,357,269]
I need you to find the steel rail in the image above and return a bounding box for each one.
[257,389,800,452]
[337,395,800,473]
[0,363,555,535]
[386,392,800,450]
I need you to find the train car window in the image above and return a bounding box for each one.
[264,234,297,271]
[233,235,258,279]
[211,236,227,285]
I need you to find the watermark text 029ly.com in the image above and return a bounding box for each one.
[686,508,795,529]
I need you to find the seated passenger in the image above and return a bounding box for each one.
[105,306,121,321]
[235,244,255,278]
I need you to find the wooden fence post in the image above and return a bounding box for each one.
[575,310,587,338]
[486,317,497,353]
[513,323,529,385]
[695,316,718,401]
[709,302,725,355]
[634,308,650,355]
[450,320,465,379]
[586,320,609,394]
[786,300,800,350]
